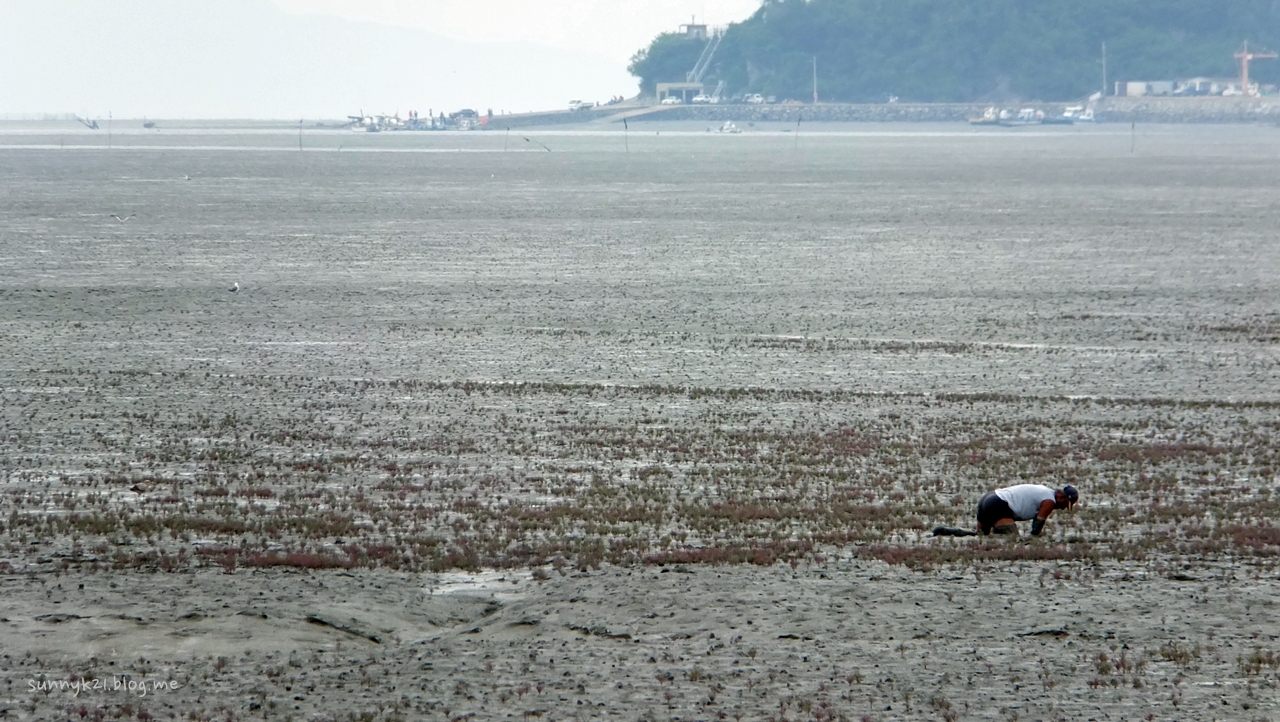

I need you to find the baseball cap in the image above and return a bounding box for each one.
[1063,485,1079,509]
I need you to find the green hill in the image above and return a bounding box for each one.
[629,0,1280,102]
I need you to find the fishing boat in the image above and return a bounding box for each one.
[1074,108,1096,123]
[998,108,1044,127]
[1058,106,1094,124]
[968,107,1000,126]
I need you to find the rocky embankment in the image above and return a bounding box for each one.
[644,103,1011,123]
[660,97,1280,124]
[494,97,1280,128]
[1094,95,1280,122]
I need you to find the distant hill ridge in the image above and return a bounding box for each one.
[629,0,1280,103]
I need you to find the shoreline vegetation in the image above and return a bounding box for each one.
[6,373,1279,578]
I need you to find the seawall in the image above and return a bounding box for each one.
[1093,96,1280,122]
[491,97,1280,128]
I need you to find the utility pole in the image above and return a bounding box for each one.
[812,56,818,104]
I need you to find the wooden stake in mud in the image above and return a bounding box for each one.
[1131,121,1135,153]
[505,126,510,152]
[624,118,630,154]
[794,114,801,151]
[299,120,303,151]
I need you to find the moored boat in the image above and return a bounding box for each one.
[998,108,1044,127]
[968,107,1000,125]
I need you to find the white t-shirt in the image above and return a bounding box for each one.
[994,484,1055,521]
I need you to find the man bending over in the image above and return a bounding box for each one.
[977,484,1078,536]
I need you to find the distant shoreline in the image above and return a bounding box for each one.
[5,96,1278,130]
[488,96,1280,128]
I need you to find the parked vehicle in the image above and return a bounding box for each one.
[691,94,712,104]
[660,96,683,105]
[745,94,765,104]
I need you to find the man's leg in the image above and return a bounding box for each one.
[976,492,1003,535]
[992,519,1019,534]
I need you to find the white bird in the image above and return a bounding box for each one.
[229,282,239,293]
[110,213,135,222]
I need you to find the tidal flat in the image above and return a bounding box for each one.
[1,123,1278,720]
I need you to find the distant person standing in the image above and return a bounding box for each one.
[977,484,1078,536]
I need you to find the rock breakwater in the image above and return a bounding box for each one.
[494,98,1280,127]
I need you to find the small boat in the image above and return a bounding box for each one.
[1056,105,1094,124]
[999,108,1044,127]
[716,121,742,134]
[968,107,1000,125]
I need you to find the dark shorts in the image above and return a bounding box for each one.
[976,492,1014,529]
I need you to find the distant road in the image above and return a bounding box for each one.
[479,105,631,129]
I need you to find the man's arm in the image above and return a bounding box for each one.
[1030,499,1056,536]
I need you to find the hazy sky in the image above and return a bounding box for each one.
[1,0,760,118]
[271,0,760,65]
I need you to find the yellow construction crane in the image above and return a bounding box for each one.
[1235,41,1278,96]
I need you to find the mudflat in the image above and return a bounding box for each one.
[2,123,1278,720]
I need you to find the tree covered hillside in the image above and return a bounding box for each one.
[629,0,1280,102]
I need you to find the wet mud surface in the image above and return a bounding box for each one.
[2,124,1278,720]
